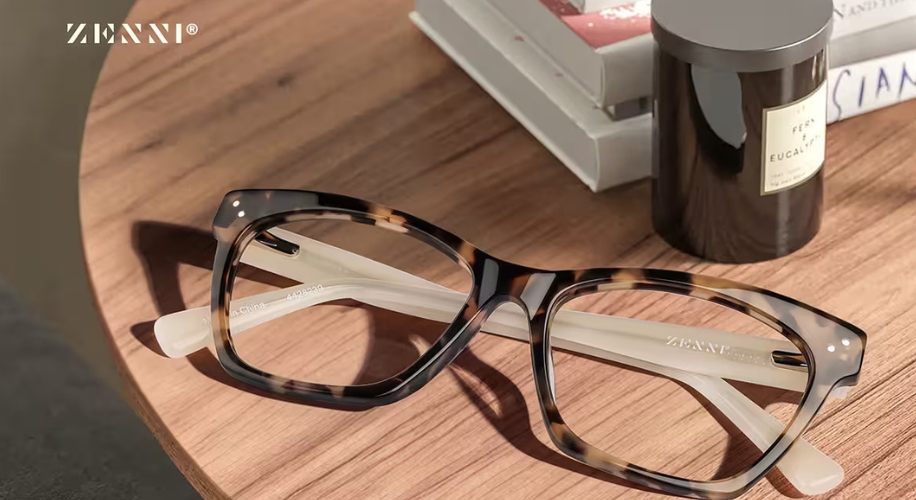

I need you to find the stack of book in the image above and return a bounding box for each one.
[411,0,916,191]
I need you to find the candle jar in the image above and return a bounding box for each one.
[651,0,832,263]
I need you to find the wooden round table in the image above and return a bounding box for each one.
[80,0,916,498]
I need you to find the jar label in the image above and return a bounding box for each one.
[761,83,827,195]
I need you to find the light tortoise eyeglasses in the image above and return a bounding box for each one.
[155,189,866,499]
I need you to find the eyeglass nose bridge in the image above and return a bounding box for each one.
[472,255,558,318]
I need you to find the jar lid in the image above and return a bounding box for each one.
[651,0,833,72]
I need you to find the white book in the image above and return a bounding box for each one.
[489,0,916,109]
[833,0,916,38]
[412,0,651,191]
[412,0,916,191]
[828,47,916,122]
[486,0,653,112]
[829,14,916,67]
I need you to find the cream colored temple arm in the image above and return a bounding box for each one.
[153,230,843,494]
[166,229,807,387]
[161,279,807,391]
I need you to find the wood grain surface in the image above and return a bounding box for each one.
[79,0,916,498]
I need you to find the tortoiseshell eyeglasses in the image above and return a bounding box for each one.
[156,189,866,499]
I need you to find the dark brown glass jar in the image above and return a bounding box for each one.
[651,0,832,263]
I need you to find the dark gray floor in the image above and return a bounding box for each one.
[0,0,200,498]
[0,281,199,499]
[0,0,128,386]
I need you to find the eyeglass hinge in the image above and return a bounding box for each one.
[771,350,808,371]
[254,231,300,256]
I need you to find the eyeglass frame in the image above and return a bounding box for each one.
[205,189,866,500]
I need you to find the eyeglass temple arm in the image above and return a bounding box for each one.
[272,230,811,384]
[162,229,810,388]
[153,229,844,493]
[158,276,806,389]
